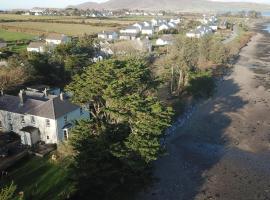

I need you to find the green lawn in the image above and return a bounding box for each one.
[1,156,74,200]
[0,29,35,41]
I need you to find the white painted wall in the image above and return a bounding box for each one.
[0,107,89,145]
[56,108,89,142]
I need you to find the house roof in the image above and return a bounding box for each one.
[0,93,80,119]
[46,33,66,40]
[160,34,175,42]
[119,33,138,37]
[142,26,153,30]
[28,41,45,48]
[125,25,140,30]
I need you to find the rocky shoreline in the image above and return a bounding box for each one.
[138,20,270,200]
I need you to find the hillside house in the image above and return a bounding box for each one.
[158,24,170,32]
[156,35,174,46]
[98,31,118,41]
[133,23,144,31]
[27,41,45,53]
[45,33,70,46]
[168,22,177,29]
[141,26,154,35]
[170,18,181,24]
[0,40,7,49]
[119,33,138,40]
[186,25,213,38]
[120,26,140,34]
[0,89,89,146]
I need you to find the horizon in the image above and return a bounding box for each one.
[1,0,270,10]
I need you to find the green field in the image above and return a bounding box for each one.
[0,29,35,41]
[1,156,73,200]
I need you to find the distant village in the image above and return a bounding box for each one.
[0,10,232,168]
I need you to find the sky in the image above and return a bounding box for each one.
[1,0,270,10]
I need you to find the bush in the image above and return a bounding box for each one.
[186,71,215,98]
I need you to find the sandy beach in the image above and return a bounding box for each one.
[138,21,270,200]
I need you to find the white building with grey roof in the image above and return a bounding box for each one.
[0,88,89,146]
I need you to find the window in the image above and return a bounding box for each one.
[8,123,13,131]
[21,115,25,124]
[47,136,50,140]
[80,108,84,115]
[63,130,68,141]
[7,113,11,121]
[64,115,68,124]
[31,116,35,124]
[46,119,50,127]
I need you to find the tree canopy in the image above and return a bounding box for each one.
[66,58,173,199]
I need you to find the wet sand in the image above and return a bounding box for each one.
[137,22,270,200]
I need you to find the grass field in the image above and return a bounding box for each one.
[0,29,35,41]
[1,156,73,200]
[1,21,118,36]
[0,14,156,37]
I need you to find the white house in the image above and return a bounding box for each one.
[141,27,154,35]
[156,35,174,46]
[168,22,177,29]
[186,30,201,38]
[119,33,138,40]
[143,21,151,27]
[133,23,144,31]
[158,24,170,32]
[98,31,118,41]
[0,40,7,49]
[120,26,140,34]
[0,89,89,146]
[151,19,158,26]
[45,33,70,46]
[27,41,45,53]
[209,23,218,31]
[170,18,181,24]
[186,25,213,38]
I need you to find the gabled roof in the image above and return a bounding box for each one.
[0,93,80,119]
[142,26,153,30]
[160,34,175,42]
[46,33,66,40]
[28,41,45,48]
[27,96,79,119]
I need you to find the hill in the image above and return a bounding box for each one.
[72,0,270,12]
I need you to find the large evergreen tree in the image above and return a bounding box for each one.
[66,58,173,199]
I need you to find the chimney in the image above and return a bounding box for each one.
[60,92,64,101]
[19,89,26,106]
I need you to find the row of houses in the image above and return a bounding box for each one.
[98,18,181,42]
[186,15,219,38]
